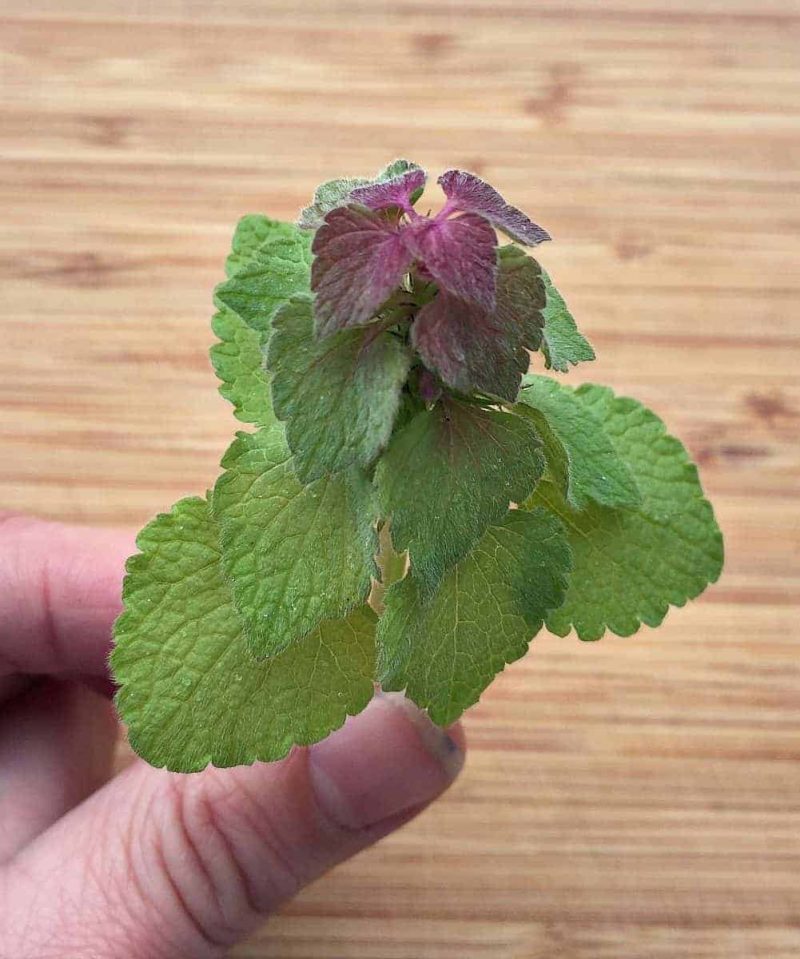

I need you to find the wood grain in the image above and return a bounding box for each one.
[2,1,799,956]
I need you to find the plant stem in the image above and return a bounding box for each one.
[370,521,407,615]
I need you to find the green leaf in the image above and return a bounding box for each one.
[370,520,409,615]
[298,176,372,231]
[211,217,303,426]
[298,159,424,230]
[375,397,545,591]
[539,267,595,372]
[516,374,641,510]
[267,297,411,482]
[111,496,376,772]
[379,158,422,181]
[212,425,378,658]
[225,214,299,278]
[378,508,571,725]
[525,385,724,640]
[210,305,273,427]
[215,229,313,334]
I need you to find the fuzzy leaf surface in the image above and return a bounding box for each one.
[212,425,377,658]
[311,205,413,335]
[379,159,423,181]
[210,305,273,427]
[517,375,641,509]
[112,496,376,772]
[298,159,424,229]
[268,297,411,482]
[225,215,299,278]
[539,268,595,372]
[298,176,372,231]
[376,398,545,591]
[350,167,427,212]
[215,229,313,334]
[438,169,550,246]
[377,508,571,725]
[412,245,545,402]
[212,217,300,425]
[525,385,724,640]
[404,212,498,310]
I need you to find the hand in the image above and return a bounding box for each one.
[0,515,465,958]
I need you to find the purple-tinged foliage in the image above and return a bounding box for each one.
[412,245,545,402]
[403,212,498,310]
[350,168,427,213]
[412,293,493,395]
[311,205,413,336]
[297,159,425,230]
[309,165,551,398]
[438,169,550,247]
[417,368,443,405]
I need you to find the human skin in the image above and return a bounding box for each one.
[0,515,465,958]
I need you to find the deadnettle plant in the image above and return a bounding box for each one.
[112,160,724,772]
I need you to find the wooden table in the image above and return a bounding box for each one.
[2,2,799,956]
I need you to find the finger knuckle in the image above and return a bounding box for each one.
[151,770,304,947]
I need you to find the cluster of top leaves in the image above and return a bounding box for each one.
[111,160,723,773]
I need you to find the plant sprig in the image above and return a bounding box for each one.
[112,161,723,771]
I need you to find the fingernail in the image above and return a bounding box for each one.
[308,693,465,831]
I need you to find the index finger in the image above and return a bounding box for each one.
[0,514,134,684]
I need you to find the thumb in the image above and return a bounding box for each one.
[6,694,464,959]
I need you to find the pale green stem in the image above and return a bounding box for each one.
[369,521,408,615]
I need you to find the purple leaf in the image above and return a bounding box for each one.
[311,204,413,335]
[404,212,498,310]
[438,169,550,247]
[411,245,545,402]
[350,168,427,213]
[417,368,443,405]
